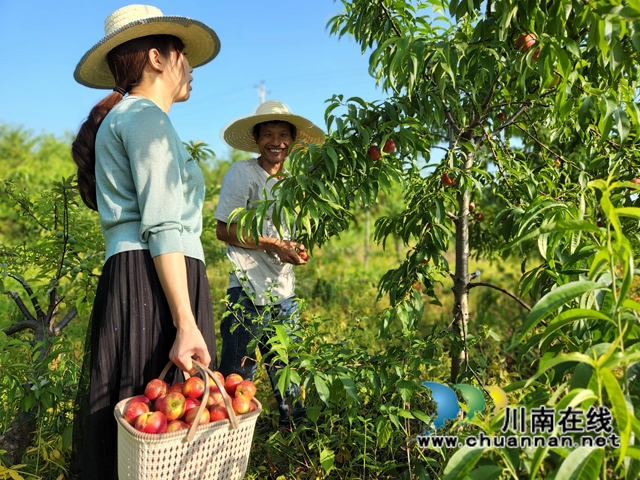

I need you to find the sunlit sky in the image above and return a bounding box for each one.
[0,1,383,159]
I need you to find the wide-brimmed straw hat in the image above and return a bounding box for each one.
[74,4,220,89]
[223,101,325,153]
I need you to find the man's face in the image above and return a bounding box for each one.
[254,122,294,165]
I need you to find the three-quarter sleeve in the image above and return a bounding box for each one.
[122,106,185,257]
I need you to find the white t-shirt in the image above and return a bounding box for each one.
[214,159,295,305]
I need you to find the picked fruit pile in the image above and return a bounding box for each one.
[123,371,257,434]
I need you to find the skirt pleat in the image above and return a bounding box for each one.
[69,250,216,480]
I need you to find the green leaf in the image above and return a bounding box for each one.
[397,408,414,419]
[615,207,640,220]
[22,393,36,412]
[319,447,335,474]
[368,37,400,75]
[62,424,74,450]
[274,324,291,350]
[600,368,631,464]
[442,446,485,480]
[535,352,596,381]
[555,388,598,411]
[564,37,581,57]
[396,380,415,403]
[541,309,613,346]
[277,367,291,405]
[554,447,603,480]
[466,465,503,480]
[376,416,393,447]
[530,444,551,480]
[314,375,331,406]
[520,282,605,341]
[622,298,640,312]
[617,108,631,143]
[338,372,360,403]
[505,220,600,251]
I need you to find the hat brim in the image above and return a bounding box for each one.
[75,16,220,89]
[223,113,325,153]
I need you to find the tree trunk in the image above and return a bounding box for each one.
[364,207,370,269]
[0,410,37,465]
[450,147,475,383]
[0,323,46,465]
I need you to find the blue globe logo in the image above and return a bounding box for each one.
[422,381,461,430]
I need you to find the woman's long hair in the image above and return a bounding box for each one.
[72,35,184,210]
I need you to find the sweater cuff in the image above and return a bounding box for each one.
[148,229,184,258]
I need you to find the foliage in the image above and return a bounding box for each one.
[0,334,80,480]
[4,0,640,476]
[0,175,104,335]
[0,126,103,477]
[230,0,640,478]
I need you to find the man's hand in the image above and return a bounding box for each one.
[217,220,308,265]
[274,240,308,265]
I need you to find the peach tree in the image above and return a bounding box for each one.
[234,0,640,478]
[0,126,104,474]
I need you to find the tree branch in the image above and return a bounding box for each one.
[2,319,39,336]
[8,273,44,319]
[380,1,402,37]
[380,1,461,136]
[491,102,531,135]
[52,307,78,336]
[46,280,59,320]
[467,281,531,311]
[2,185,48,230]
[513,123,572,168]
[8,291,37,322]
[480,84,496,117]
[482,127,517,198]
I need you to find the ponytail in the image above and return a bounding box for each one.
[72,90,124,211]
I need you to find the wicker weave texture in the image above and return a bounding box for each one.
[115,397,261,480]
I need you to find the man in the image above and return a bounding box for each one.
[215,100,324,428]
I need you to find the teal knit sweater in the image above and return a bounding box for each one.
[94,96,205,263]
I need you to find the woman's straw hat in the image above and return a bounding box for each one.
[223,101,325,153]
[74,4,220,89]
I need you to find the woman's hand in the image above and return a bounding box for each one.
[169,319,211,373]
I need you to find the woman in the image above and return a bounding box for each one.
[69,5,220,479]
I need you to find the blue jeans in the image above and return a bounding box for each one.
[219,287,305,424]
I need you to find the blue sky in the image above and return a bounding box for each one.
[0,1,382,159]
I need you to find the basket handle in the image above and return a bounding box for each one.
[158,360,240,442]
[186,360,239,442]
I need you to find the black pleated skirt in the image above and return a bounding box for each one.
[69,250,216,480]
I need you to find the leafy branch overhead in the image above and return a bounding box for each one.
[235,0,640,307]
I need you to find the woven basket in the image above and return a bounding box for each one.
[114,360,261,480]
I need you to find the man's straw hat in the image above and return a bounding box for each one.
[74,4,220,89]
[223,101,325,153]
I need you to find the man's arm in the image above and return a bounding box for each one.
[216,220,307,265]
